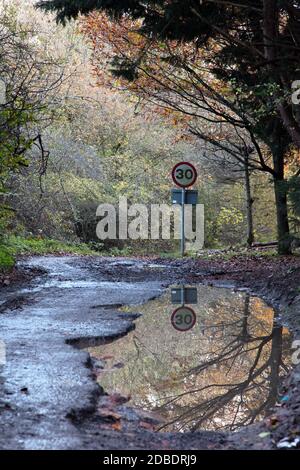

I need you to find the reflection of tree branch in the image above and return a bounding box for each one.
[133,336,141,361]
[132,335,165,366]
[158,336,272,431]
[157,302,289,432]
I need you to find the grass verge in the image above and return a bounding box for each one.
[0,236,96,271]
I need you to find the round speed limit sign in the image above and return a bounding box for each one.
[172,162,197,188]
[171,306,196,332]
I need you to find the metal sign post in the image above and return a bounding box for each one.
[181,188,185,257]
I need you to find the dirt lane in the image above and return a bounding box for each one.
[0,256,166,449]
[1,254,300,450]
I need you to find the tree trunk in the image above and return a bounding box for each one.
[273,176,291,254]
[271,138,291,254]
[268,318,283,407]
[239,293,251,342]
[264,115,291,255]
[244,156,254,247]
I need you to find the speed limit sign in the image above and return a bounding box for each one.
[171,306,196,332]
[172,162,197,188]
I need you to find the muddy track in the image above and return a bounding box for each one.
[0,254,300,450]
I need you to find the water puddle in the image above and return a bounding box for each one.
[87,285,292,433]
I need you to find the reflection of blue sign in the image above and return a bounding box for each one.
[171,287,198,305]
[171,306,196,332]
[171,189,198,205]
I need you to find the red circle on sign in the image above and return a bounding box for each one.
[171,161,198,188]
[171,306,196,332]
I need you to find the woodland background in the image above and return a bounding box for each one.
[1,0,300,269]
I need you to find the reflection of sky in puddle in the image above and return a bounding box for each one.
[88,286,292,433]
[18,281,157,294]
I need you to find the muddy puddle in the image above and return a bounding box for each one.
[87,285,292,433]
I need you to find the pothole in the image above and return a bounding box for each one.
[86,285,292,433]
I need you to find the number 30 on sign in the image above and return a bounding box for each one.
[171,306,196,332]
[172,162,197,188]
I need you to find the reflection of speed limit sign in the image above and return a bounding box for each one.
[171,306,196,332]
[172,162,197,188]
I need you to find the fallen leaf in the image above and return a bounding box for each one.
[108,393,131,406]
[266,415,279,428]
[97,409,121,422]
[259,432,270,438]
[111,421,122,431]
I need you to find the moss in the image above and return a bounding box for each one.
[0,244,15,271]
